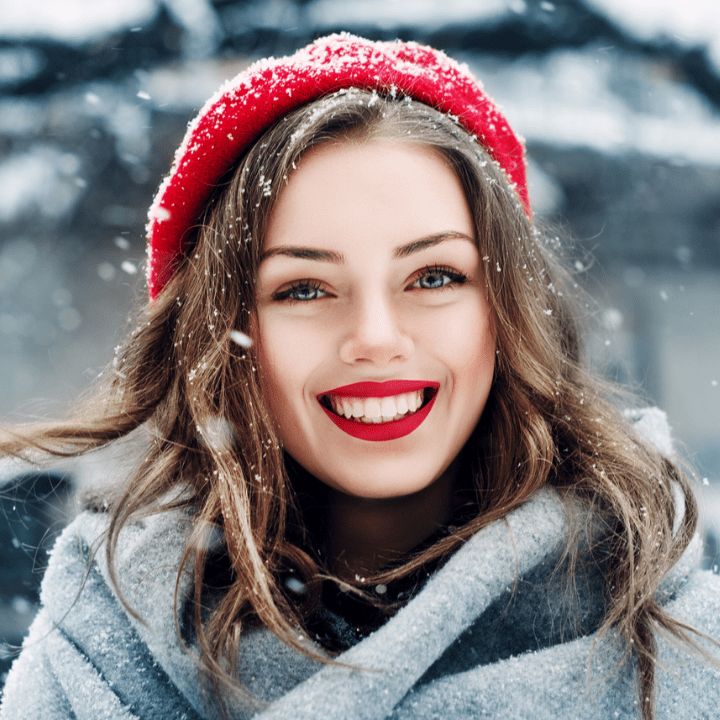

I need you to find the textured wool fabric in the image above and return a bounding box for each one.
[146,33,530,299]
[3,410,720,720]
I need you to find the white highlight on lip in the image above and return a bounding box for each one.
[326,390,425,424]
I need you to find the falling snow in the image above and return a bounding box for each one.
[230,329,253,348]
[1,1,720,692]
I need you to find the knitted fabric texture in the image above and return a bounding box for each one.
[3,409,720,720]
[146,33,530,299]
[3,490,720,720]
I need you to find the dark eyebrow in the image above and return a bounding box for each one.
[393,231,475,258]
[260,231,474,264]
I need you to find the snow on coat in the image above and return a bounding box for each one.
[2,408,720,719]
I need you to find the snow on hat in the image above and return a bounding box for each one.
[146,32,530,300]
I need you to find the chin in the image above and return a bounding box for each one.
[312,459,452,501]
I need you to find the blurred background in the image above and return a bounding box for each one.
[0,0,719,686]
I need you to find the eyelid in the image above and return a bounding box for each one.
[407,263,469,289]
[272,278,329,302]
[270,264,468,301]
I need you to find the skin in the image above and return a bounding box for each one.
[254,139,496,576]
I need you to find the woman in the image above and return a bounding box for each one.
[2,34,719,720]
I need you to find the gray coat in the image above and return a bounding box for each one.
[2,409,720,720]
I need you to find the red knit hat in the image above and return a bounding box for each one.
[146,33,530,300]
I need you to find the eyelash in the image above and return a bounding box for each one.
[409,264,469,291]
[272,279,325,303]
[272,265,469,303]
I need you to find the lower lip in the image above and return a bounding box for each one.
[320,391,438,442]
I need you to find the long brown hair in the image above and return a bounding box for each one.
[0,88,707,719]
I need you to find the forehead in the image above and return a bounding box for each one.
[262,139,473,257]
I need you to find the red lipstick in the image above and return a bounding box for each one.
[324,380,432,397]
[317,381,439,442]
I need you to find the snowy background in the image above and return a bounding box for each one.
[1,0,719,684]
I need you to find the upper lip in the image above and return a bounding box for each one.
[318,380,439,398]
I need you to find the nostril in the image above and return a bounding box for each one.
[338,330,415,366]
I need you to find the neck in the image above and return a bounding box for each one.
[326,465,456,581]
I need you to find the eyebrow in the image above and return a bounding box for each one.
[393,231,475,259]
[259,231,474,264]
[260,246,344,263]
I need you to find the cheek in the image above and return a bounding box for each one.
[256,323,294,420]
[254,316,325,439]
[424,300,496,380]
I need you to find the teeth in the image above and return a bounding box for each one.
[396,394,408,414]
[408,391,419,412]
[365,398,381,419]
[326,390,427,423]
[380,397,397,419]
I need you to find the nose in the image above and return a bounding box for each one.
[339,293,414,366]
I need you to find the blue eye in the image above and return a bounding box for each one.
[289,285,321,301]
[274,281,327,302]
[417,272,452,289]
[411,265,468,290]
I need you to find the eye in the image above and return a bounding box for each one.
[409,265,468,291]
[273,280,328,302]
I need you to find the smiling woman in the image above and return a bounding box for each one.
[255,140,495,572]
[1,34,720,720]
[256,141,494,504]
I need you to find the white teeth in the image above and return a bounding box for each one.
[327,389,428,423]
[380,397,397,419]
[396,394,409,414]
[408,391,419,412]
[364,398,382,419]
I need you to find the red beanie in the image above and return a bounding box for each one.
[146,32,530,300]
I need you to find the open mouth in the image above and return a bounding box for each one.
[320,387,437,424]
[317,381,440,442]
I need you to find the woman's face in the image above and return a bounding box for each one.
[254,139,496,499]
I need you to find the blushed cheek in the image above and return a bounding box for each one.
[253,324,289,425]
[438,305,495,374]
[254,320,315,446]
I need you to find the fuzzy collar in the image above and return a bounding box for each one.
[33,408,719,720]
